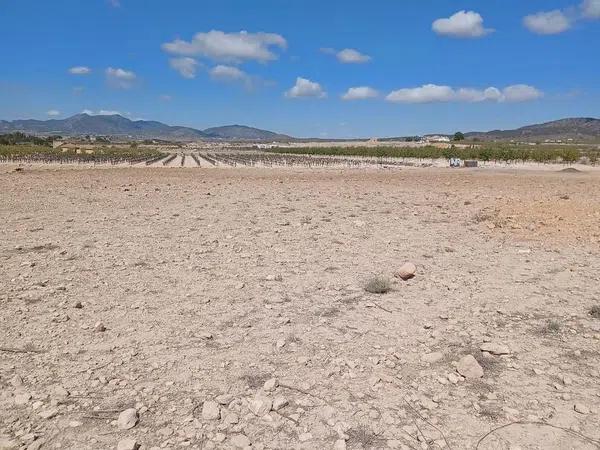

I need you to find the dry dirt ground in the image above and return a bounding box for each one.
[1,166,600,450]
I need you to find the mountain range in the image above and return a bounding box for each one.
[465,118,600,142]
[1,114,599,142]
[0,113,292,141]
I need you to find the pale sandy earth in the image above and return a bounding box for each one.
[1,166,600,450]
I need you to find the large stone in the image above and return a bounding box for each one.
[14,393,32,405]
[248,394,272,416]
[201,400,221,420]
[396,262,416,280]
[117,408,139,430]
[421,352,443,364]
[229,434,251,448]
[480,343,511,356]
[117,439,140,450]
[456,355,484,379]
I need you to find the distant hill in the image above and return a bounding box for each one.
[204,125,291,141]
[0,114,291,141]
[466,118,600,142]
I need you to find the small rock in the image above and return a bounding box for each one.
[298,433,313,442]
[26,441,44,450]
[215,394,234,405]
[74,301,83,309]
[14,393,32,405]
[456,355,484,379]
[396,262,416,280]
[272,396,289,411]
[10,375,24,387]
[334,439,347,450]
[94,322,106,333]
[263,378,278,392]
[229,434,251,448]
[561,375,573,386]
[38,408,58,419]
[480,343,511,356]
[53,386,70,399]
[421,352,443,364]
[117,408,138,430]
[574,404,590,415]
[248,394,272,416]
[202,401,220,420]
[117,439,140,450]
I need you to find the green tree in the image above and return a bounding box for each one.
[453,132,465,141]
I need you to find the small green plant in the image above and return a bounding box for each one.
[542,320,561,334]
[364,277,391,294]
[589,305,600,319]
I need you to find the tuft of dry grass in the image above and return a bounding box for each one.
[347,424,380,448]
[541,320,561,334]
[589,305,600,319]
[364,277,392,294]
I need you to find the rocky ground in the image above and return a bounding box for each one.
[1,165,599,450]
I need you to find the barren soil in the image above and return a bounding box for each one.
[1,166,600,450]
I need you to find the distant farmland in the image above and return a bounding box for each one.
[267,144,599,164]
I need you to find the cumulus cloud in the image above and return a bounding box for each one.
[432,11,494,38]
[285,77,326,99]
[69,66,91,75]
[581,0,600,18]
[210,64,248,81]
[341,86,379,100]
[385,84,542,104]
[105,67,136,89]
[169,57,200,79]
[501,84,544,102]
[162,30,287,63]
[321,47,371,63]
[47,110,60,117]
[209,65,269,91]
[336,48,371,64]
[523,10,572,34]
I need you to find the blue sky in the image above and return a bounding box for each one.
[0,0,598,138]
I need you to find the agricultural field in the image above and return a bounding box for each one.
[266,144,600,165]
[1,165,600,450]
[0,145,162,165]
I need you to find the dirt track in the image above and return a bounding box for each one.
[1,166,599,450]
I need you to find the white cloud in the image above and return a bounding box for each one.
[82,109,122,116]
[341,86,379,100]
[162,30,287,63]
[105,67,136,89]
[336,48,371,64]
[581,0,600,18]
[285,77,326,99]
[169,57,199,79]
[109,0,120,7]
[68,66,91,75]
[210,64,247,81]
[47,110,60,117]
[385,84,542,104]
[432,11,494,38]
[386,84,456,103]
[523,10,572,34]
[160,94,172,101]
[501,84,544,102]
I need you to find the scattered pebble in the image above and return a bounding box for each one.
[117,408,139,430]
[456,355,484,379]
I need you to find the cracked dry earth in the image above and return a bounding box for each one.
[1,166,600,450]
